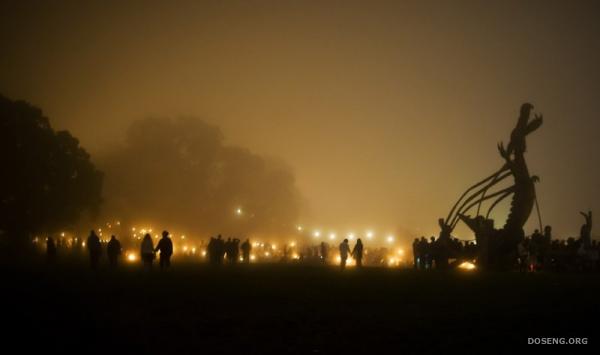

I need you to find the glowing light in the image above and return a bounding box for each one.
[458,261,476,270]
[271,244,277,250]
[265,252,271,257]
[132,227,136,232]
[292,253,300,260]
[329,233,336,240]
[348,233,355,240]
[366,231,374,239]
[290,241,296,247]
[387,235,394,243]
[116,221,121,225]
[236,208,243,215]
[297,226,303,232]
[201,250,207,257]
[61,232,65,237]
[388,257,400,267]
[82,242,86,247]
[397,249,404,255]
[127,253,136,262]
[183,246,188,252]
[192,247,196,254]
[313,230,321,238]
[250,254,256,261]
[181,235,185,239]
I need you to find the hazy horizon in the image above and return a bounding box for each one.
[2,0,599,243]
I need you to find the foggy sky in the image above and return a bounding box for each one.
[1,0,599,243]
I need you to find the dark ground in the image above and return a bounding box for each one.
[4,258,599,354]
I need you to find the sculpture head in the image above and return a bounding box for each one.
[520,103,534,118]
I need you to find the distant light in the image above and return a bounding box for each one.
[348,233,355,240]
[329,233,336,240]
[192,247,196,254]
[201,250,207,257]
[297,226,303,232]
[265,252,271,257]
[458,261,476,270]
[61,232,65,237]
[250,254,256,261]
[271,244,277,250]
[183,246,188,252]
[313,230,321,238]
[397,249,404,255]
[181,235,185,239]
[292,253,300,260]
[236,208,243,215]
[387,235,394,243]
[132,227,136,232]
[366,231,374,239]
[127,253,136,262]
[82,242,86,247]
[116,221,121,225]
[290,241,296,247]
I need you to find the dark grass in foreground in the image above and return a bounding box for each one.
[5,261,600,353]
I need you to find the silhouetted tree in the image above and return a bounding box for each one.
[0,95,103,251]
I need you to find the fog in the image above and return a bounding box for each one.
[2,0,600,243]
[100,117,302,239]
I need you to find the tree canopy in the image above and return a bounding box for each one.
[0,95,103,246]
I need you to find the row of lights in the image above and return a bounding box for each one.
[299,226,396,244]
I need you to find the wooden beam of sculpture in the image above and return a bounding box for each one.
[448,170,512,228]
[445,165,510,225]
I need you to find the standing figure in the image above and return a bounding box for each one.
[241,239,251,264]
[339,239,351,270]
[87,230,102,269]
[46,236,57,264]
[580,211,593,248]
[107,235,122,268]
[320,242,328,264]
[155,230,173,270]
[352,239,364,267]
[140,233,155,270]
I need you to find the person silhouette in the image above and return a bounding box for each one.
[46,236,57,264]
[155,230,173,269]
[320,242,328,264]
[140,233,155,270]
[339,239,351,270]
[352,239,364,268]
[580,211,592,248]
[106,235,122,268]
[86,230,102,269]
[216,235,225,264]
[241,239,251,264]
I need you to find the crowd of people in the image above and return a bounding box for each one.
[43,211,596,272]
[411,216,599,272]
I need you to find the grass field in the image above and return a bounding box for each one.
[5,259,599,353]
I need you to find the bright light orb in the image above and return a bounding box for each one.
[127,253,136,262]
[387,235,394,243]
[329,233,336,240]
[313,231,321,238]
[366,231,374,239]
